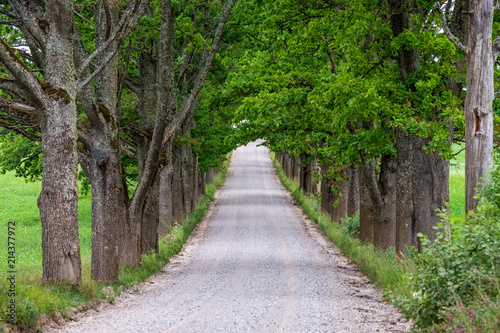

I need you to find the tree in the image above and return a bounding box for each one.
[0,0,145,283]
[440,0,500,213]
[0,0,83,284]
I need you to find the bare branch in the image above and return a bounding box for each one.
[0,39,43,101]
[14,149,42,167]
[8,0,46,51]
[120,143,137,160]
[0,8,18,19]
[0,119,41,141]
[0,96,38,124]
[436,5,468,54]
[124,76,141,97]
[77,0,146,80]
[77,44,121,92]
[0,78,28,98]
[0,19,20,26]
[74,10,93,26]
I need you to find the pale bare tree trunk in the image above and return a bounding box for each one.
[465,0,495,213]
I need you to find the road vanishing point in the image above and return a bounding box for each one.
[48,141,411,333]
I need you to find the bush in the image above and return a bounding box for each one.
[393,159,500,330]
[340,211,360,239]
[439,294,500,332]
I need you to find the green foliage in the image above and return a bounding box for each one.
[0,131,42,182]
[438,294,500,333]
[394,200,500,329]
[340,211,360,239]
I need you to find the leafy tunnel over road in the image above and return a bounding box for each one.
[47,141,411,333]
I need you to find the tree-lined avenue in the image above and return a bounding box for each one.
[48,141,410,333]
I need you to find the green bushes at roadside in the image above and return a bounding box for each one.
[394,159,500,331]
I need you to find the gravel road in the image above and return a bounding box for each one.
[46,141,411,333]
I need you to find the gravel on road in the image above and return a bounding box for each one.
[46,141,412,333]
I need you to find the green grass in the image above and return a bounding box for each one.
[269,153,415,298]
[0,152,232,331]
[449,143,465,222]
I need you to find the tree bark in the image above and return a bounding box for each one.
[206,167,215,184]
[465,0,495,213]
[35,0,82,285]
[159,144,174,232]
[360,155,397,249]
[320,165,335,217]
[347,164,360,217]
[172,143,186,224]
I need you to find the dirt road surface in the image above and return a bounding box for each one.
[46,141,411,333]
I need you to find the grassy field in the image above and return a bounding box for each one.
[0,174,93,282]
[449,143,466,222]
[0,154,232,331]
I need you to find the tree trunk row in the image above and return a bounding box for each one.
[275,146,448,255]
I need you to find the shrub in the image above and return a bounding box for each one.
[393,159,500,330]
[439,294,500,333]
[340,211,360,239]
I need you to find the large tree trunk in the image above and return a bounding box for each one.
[360,155,397,249]
[395,130,416,254]
[84,0,123,281]
[159,145,174,233]
[136,35,161,255]
[412,139,450,251]
[142,172,160,253]
[172,144,187,224]
[320,166,335,217]
[465,0,495,213]
[331,173,349,223]
[37,0,82,285]
[206,167,216,184]
[389,0,452,255]
[181,141,196,214]
[83,146,124,282]
[396,133,452,254]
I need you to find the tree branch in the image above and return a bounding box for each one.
[0,96,38,122]
[436,5,468,54]
[120,143,138,160]
[8,0,46,52]
[161,0,237,147]
[76,0,146,80]
[14,149,42,167]
[0,8,18,19]
[0,37,44,102]
[77,43,121,92]
[0,119,41,141]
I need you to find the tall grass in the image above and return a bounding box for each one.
[0,153,231,331]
